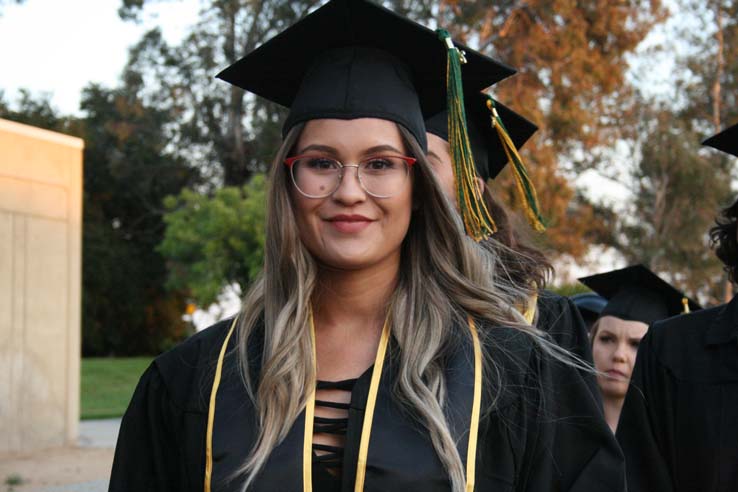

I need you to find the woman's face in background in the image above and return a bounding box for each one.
[426,132,456,203]
[591,316,648,399]
[290,118,414,272]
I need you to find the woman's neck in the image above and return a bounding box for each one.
[312,256,399,333]
[310,256,400,380]
[602,395,625,434]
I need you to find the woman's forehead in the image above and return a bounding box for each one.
[598,316,649,337]
[296,118,406,154]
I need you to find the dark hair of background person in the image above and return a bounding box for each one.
[482,183,553,290]
[709,197,738,283]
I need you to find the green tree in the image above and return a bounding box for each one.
[435,0,667,258]
[119,0,320,187]
[159,174,267,307]
[80,83,197,355]
[606,103,733,304]
[1,85,194,354]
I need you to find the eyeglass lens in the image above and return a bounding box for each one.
[290,156,409,198]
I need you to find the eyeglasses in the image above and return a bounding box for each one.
[284,154,416,198]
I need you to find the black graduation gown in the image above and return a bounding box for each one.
[536,290,594,364]
[109,318,624,492]
[616,295,738,492]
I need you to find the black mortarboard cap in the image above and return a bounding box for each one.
[216,0,515,152]
[570,292,608,331]
[425,93,538,180]
[702,123,738,157]
[578,264,701,325]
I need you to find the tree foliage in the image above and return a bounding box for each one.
[159,174,267,306]
[1,82,197,355]
[434,0,667,257]
[119,0,321,187]
[79,83,198,355]
[604,103,733,303]
[602,0,738,303]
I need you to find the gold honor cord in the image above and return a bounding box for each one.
[682,297,691,314]
[204,316,240,492]
[303,309,318,492]
[465,317,483,492]
[522,291,539,325]
[353,314,392,492]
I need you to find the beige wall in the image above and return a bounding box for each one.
[0,118,83,453]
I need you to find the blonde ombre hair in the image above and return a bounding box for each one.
[233,122,542,492]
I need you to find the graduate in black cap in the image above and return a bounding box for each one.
[617,123,738,492]
[425,93,595,365]
[109,1,624,491]
[579,265,699,433]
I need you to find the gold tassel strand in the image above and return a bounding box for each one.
[485,96,546,232]
[437,29,497,241]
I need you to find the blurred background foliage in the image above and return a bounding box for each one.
[1,0,736,354]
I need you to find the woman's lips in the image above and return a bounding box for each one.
[325,215,374,233]
[605,369,628,380]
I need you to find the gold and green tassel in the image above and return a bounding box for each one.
[437,28,497,241]
[485,95,546,232]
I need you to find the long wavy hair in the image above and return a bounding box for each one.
[480,184,553,292]
[233,122,544,492]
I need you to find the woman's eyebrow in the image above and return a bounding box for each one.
[297,144,338,154]
[364,144,404,154]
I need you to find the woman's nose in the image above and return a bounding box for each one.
[331,165,367,204]
[612,342,628,362]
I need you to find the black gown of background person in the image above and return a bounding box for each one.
[110,317,625,492]
[616,123,738,492]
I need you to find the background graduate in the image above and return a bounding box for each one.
[424,94,594,364]
[616,123,738,492]
[579,265,699,433]
[109,0,624,491]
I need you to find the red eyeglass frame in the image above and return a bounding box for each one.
[283,154,417,168]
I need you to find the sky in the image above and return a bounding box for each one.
[0,0,200,115]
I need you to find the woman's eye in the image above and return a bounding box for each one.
[306,158,337,170]
[599,335,614,343]
[364,158,394,171]
[629,340,640,350]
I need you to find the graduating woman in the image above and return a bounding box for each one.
[109,1,624,491]
[579,265,699,433]
[616,123,738,492]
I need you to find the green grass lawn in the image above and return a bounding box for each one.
[81,357,153,420]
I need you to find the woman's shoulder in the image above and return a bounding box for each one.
[476,322,539,381]
[144,317,239,412]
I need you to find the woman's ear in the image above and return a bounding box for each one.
[475,176,486,194]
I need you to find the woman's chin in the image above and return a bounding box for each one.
[598,378,629,400]
[315,251,376,271]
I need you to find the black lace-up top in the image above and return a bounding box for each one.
[312,377,358,492]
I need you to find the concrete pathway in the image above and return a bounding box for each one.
[33,480,109,492]
[1,419,121,492]
[78,418,121,449]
